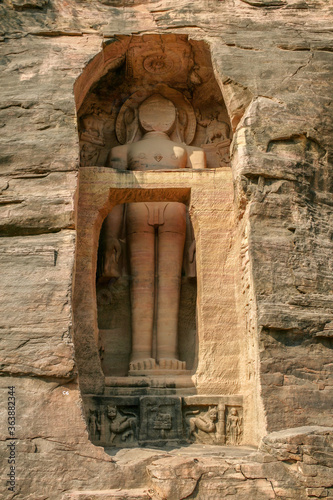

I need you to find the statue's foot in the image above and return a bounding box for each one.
[129,358,157,371]
[158,358,186,370]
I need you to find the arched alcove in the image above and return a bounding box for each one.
[75,35,232,170]
[72,35,252,448]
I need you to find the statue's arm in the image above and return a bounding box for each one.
[106,144,128,170]
[99,204,124,279]
[104,204,124,240]
[186,146,207,169]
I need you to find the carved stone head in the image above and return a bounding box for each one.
[138,94,176,134]
[107,405,118,420]
[208,406,218,421]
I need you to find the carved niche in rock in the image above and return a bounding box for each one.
[75,36,248,450]
[77,36,233,382]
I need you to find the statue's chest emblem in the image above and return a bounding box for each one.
[134,150,181,165]
[154,154,163,162]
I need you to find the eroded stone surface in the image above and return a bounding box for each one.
[0,231,75,378]
[1,0,333,497]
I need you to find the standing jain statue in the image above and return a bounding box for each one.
[102,91,206,373]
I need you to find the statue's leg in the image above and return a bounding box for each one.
[156,202,186,369]
[127,203,155,370]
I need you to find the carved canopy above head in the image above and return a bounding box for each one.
[115,84,197,145]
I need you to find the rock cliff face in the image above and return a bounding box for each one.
[0,0,332,498]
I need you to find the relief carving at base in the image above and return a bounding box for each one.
[85,396,243,447]
[185,403,226,445]
[139,396,183,442]
[197,110,231,169]
[107,405,138,445]
[226,407,243,445]
[88,410,101,441]
[187,406,218,440]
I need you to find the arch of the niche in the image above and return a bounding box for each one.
[74,34,250,140]
[74,36,130,112]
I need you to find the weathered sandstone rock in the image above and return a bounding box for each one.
[0,0,332,497]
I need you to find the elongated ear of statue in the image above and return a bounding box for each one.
[174,108,188,143]
[124,107,139,144]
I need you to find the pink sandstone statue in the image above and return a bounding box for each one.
[102,93,206,372]
[226,408,242,445]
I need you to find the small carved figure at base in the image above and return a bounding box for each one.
[89,410,101,440]
[139,396,183,442]
[226,408,242,445]
[107,405,137,445]
[187,406,218,442]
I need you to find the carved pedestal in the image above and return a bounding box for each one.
[84,395,243,448]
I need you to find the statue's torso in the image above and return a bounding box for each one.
[127,138,187,170]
